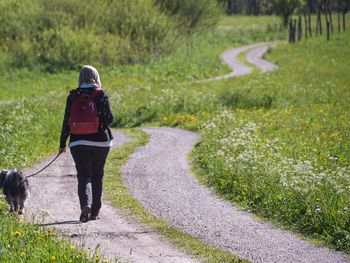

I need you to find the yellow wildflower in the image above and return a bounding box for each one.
[48,228,56,237]
[20,252,26,257]
[14,231,22,237]
[50,255,56,261]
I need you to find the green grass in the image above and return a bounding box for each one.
[192,29,350,251]
[104,128,246,263]
[0,201,108,262]
[218,15,281,30]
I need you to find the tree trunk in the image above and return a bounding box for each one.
[325,9,330,41]
[284,14,290,28]
[233,0,238,14]
[328,9,334,33]
[338,10,341,33]
[304,14,308,39]
[344,11,347,32]
[327,21,330,41]
[308,13,312,37]
[318,10,323,35]
[255,0,260,16]
[316,13,319,36]
[227,0,233,15]
[298,14,302,41]
[293,19,297,42]
[289,19,293,43]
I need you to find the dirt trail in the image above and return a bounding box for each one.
[24,132,198,263]
[199,42,278,82]
[122,127,350,263]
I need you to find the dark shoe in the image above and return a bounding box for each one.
[79,206,91,223]
[90,214,100,220]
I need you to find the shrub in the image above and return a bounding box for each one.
[0,0,220,71]
[155,0,221,29]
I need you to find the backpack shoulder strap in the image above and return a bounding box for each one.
[91,87,104,99]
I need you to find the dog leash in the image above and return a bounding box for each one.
[25,153,61,178]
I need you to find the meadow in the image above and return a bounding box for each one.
[192,29,350,251]
[0,201,106,262]
[0,12,349,261]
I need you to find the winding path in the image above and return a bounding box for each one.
[24,132,197,263]
[199,42,278,82]
[122,127,350,263]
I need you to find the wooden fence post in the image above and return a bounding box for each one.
[319,11,323,35]
[298,14,302,41]
[289,19,293,43]
[328,9,334,33]
[308,13,312,37]
[293,19,297,42]
[344,11,347,32]
[327,21,330,41]
[304,14,308,39]
[316,12,319,36]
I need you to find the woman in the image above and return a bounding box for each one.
[59,65,114,222]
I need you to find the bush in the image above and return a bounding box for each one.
[0,0,220,71]
[155,0,221,29]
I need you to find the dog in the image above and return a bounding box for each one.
[0,169,29,214]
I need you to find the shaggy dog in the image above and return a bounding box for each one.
[0,169,29,214]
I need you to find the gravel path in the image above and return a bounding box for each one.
[122,127,350,263]
[200,42,278,82]
[245,44,278,72]
[24,131,198,263]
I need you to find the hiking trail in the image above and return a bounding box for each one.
[198,41,278,82]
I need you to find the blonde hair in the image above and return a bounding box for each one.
[78,65,101,87]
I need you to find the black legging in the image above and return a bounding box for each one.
[70,145,110,216]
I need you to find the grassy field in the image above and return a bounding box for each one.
[0,202,107,262]
[192,28,350,251]
[1,14,349,260]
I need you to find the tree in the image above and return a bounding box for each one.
[337,0,350,31]
[225,0,239,14]
[271,0,300,27]
[217,0,273,15]
[301,0,313,37]
[247,0,261,15]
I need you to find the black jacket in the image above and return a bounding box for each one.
[59,88,114,148]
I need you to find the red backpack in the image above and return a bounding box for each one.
[69,88,103,135]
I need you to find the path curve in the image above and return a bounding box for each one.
[199,42,278,82]
[24,131,198,263]
[122,127,350,263]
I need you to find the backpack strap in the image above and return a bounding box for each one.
[91,87,104,99]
